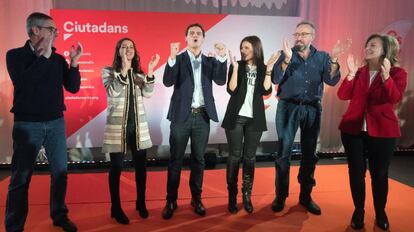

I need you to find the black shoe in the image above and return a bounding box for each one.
[111,208,130,224]
[53,216,78,232]
[162,200,177,220]
[228,196,238,214]
[376,211,389,231]
[350,208,364,230]
[136,201,149,219]
[242,194,253,213]
[299,198,321,215]
[191,198,206,216]
[271,197,286,212]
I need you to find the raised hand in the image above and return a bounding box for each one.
[148,54,160,74]
[228,50,238,69]
[381,58,391,81]
[266,52,280,70]
[282,39,292,62]
[70,41,83,67]
[346,54,358,80]
[214,43,226,57]
[331,39,352,61]
[170,42,180,60]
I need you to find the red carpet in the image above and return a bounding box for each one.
[1,165,413,231]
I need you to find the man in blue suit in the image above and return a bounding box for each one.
[162,23,227,219]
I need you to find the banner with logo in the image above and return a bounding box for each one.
[50,9,302,150]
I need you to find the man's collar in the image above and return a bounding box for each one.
[186,50,202,61]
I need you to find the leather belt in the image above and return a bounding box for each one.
[191,107,205,114]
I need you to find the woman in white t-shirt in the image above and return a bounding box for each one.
[222,35,279,214]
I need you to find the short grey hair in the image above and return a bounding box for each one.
[296,21,316,33]
[26,12,53,37]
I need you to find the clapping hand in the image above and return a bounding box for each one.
[228,50,238,69]
[381,58,391,82]
[332,39,352,61]
[346,54,358,80]
[70,41,83,67]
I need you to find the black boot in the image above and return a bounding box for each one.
[350,208,365,230]
[109,159,130,224]
[135,150,148,218]
[271,196,286,212]
[242,159,255,214]
[227,158,240,214]
[375,210,389,231]
[299,185,321,215]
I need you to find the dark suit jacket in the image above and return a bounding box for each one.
[163,51,227,123]
[221,61,272,131]
[337,65,407,138]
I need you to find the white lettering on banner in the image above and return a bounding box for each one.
[63,21,128,40]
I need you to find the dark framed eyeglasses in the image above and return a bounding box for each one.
[38,26,58,34]
[292,32,313,38]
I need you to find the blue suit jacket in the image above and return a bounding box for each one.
[163,51,227,123]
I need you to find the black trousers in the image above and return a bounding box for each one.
[225,116,262,194]
[166,110,210,201]
[341,132,396,213]
[109,130,147,209]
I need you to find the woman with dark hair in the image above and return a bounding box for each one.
[102,38,160,224]
[338,34,407,230]
[222,35,279,214]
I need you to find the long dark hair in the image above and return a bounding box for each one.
[240,35,264,66]
[112,37,143,74]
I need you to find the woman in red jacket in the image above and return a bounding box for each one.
[338,34,407,231]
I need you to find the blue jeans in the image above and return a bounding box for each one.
[166,109,210,201]
[274,100,321,198]
[5,117,69,232]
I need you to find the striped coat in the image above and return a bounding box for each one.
[102,67,154,153]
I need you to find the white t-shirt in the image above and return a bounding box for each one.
[362,70,378,131]
[238,65,257,118]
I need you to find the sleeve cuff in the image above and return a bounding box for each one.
[168,57,176,67]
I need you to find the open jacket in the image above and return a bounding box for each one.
[337,65,407,138]
[102,67,154,153]
[222,61,272,131]
[163,51,227,123]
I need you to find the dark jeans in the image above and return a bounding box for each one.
[5,118,69,232]
[274,99,321,198]
[341,132,396,213]
[109,130,147,209]
[166,109,210,201]
[225,116,262,195]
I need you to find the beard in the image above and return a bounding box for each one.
[293,41,309,52]
[293,44,307,52]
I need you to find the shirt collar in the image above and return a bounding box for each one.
[187,50,202,62]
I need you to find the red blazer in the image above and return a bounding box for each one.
[337,65,407,138]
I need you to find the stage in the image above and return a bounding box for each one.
[1,164,413,231]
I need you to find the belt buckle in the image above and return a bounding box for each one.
[191,107,200,114]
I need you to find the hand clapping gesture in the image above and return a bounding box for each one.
[69,41,83,67]
[282,39,292,62]
[381,58,391,82]
[346,54,358,81]
[228,50,238,70]
[148,54,160,77]
[331,39,352,61]
[267,52,280,71]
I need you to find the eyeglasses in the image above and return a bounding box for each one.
[292,32,313,38]
[38,26,58,34]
